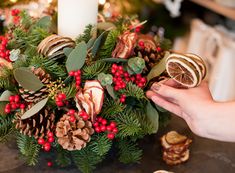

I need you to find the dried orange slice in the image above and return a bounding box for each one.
[186,53,207,80]
[165,131,187,145]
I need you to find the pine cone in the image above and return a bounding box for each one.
[56,113,94,151]
[13,107,55,139]
[19,67,51,103]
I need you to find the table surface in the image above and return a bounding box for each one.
[1,116,235,173]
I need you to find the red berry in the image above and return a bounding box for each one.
[47,132,54,138]
[107,133,115,140]
[97,117,103,122]
[110,122,116,128]
[93,122,99,127]
[58,93,66,100]
[43,143,51,152]
[124,73,129,78]
[5,103,11,109]
[95,127,101,133]
[157,47,161,52]
[47,161,53,167]
[112,64,118,70]
[20,104,25,109]
[112,128,118,134]
[106,126,112,131]
[56,101,64,107]
[140,78,146,83]
[111,69,116,74]
[120,97,125,103]
[118,66,123,71]
[114,86,119,91]
[69,71,75,76]
[75,76,81,81]
[82,114,89,121]
[100,125,106,132]
[68,109,75,115]
[74,71,80,77]
[70,115,76,122]
[9,95,15,102]
[135,27,141,33]
[48,137,54,143]
[101,119,107,125]
[37,138,45,145]
[138,41,144,47]
[4,108,11,114]
[14,95,20,103]
[10,103,17,110]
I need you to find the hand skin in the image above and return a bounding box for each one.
[146,79,235,142]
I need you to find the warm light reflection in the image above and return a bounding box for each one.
[99,0,106,5]
[10,0,18,3]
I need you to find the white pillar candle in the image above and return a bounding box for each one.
[58,0,98,39]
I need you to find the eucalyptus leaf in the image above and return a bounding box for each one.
[91,31,107,57]
[35,16,51,28]
[0,102,8,115]
[63,47,73,57]
[147,51,170,82]
[14,68,44,91]
[106,85,116,99]
[99,58,128,63]
[97,22,116,30]
[87,38,96,49]
[0,90,13,102]
[146,102,159,133]
[66,42,87,72]
[21,97,49,120]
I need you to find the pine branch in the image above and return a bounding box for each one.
[72,145,103,173]
[0,115,16,143]
[90,134,112,156]
[0,66,15,90]
[75,25,93,44]
[56,145,72,167]
[100,98,126,119]
[29,55,67,79]
[82,61,110,80]
[115,109,142,138]
[62,84,77,99]
[20,10,34,29]
[99,29,120,59]
[119,82,146,100]
[117,139,142,164]
[17,133,40,166]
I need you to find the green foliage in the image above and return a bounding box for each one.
[56,145,72,167]
[115,109,142,138]
[100,98,126,118]
[0,67,14,90]
[90,134,112,156]
[20,10,33,29]
[0,115,15,143]
[117,139,142,164]
[82,61,111,80]
[17,133,40,166]
[76,25,93,45]
[72,145,103,173]
[29,55,67,79]
[160,38,172,50]
[99,29,120,59]
[119,82,146,100]
[62,84,77,99]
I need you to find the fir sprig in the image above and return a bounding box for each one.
[90,134,112,156]
[115,109,142,138]
[0,115,15,143]
[82,61,110,80]
[76,25,94,45]
[99,29,120,59]
[119,82,146,100]
[72,145,103,173]
[117,139,142,164]
[17,133,40,166]
[56,145,72,167]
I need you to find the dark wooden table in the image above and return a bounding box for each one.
[1,116,235,173]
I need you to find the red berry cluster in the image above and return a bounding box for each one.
[4,95,26,114]
[138,40,162,52]
[37,131,54,152]
[0,36,10,62]
[47,161,53,167]
[55,93,67,107]
[133,74,147,88]
[79,110,89,121]
[111,64,127,91]
[93,117,118,140]
[69,70,81,89]
[11,9,21,25]
[129,25,143,33]
[119,94,126,103]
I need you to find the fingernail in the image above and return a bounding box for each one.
[151,83,161,92]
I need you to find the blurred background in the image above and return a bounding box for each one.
[1,0,235,101]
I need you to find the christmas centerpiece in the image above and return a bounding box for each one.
[0,6,206,173]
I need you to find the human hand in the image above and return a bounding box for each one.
[146,79,216,137]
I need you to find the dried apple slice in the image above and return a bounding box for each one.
[75,91,92,115]
[165,131,187,145]
[84,80,104,115]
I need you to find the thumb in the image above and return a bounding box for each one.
[151,83,183,100]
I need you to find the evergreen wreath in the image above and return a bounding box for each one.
[0,10,172,173]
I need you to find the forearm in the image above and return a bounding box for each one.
[201,101,235,142]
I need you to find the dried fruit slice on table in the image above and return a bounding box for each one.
[165,131,187,145]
